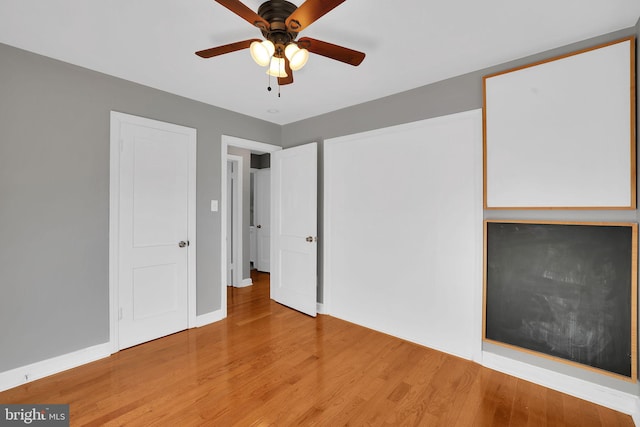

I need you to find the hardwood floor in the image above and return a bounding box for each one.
[0,270,634,426]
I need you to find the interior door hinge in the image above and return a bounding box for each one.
[118,307,123,320]
[119,138,124,152]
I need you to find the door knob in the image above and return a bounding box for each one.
[256,224,262,228]
[306,236,314,242]
[179,241,189,248]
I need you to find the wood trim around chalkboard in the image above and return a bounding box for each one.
[482,37,636,210]
[482,219,638,381]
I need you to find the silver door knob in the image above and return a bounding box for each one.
[179,241,189,248]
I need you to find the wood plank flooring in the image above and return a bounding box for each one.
[0,271,634,426]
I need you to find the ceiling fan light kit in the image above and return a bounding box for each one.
[250,40,275,66]
[267,56,288,78]
[284,43,309,70]
[196,0,366,93]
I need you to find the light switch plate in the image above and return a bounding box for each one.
[210,200,218,212]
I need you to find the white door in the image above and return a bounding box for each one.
[115,114,195,350]
[271,143,317,317]
[255,169,271,273]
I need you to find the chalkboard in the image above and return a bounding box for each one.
[484,221,637,379]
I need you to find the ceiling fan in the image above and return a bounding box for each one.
[196,0,365,90]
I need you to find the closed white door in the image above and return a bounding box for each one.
[271,143,317,317]
[255,169,271,272]
[115,115,194,350]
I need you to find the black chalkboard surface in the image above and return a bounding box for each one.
[484,221,637,379]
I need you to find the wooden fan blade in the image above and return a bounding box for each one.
[195,39,261,58]
[214,0,270,30]
[278,56,294,85]
[297,37,365,66]
[286,0,346,32]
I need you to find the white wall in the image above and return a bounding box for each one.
[324,110,483,360]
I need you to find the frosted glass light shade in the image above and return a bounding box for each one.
[266,57,288,78]
[284,44,309,71]
[250,40,275,67]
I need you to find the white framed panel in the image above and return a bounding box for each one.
[324,109,483,361]
[484,37,635,209]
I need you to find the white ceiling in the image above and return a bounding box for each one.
[1,1,638,125]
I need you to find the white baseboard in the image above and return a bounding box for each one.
[316,302,327,314]
[482,351,639,419]
[195,309,225,327]
[0,342,111,393]
[0,313,225,393]
[235,278,253,288]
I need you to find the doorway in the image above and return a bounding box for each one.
[222,137,319,319]
[221,135,282,317]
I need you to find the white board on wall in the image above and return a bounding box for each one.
[483,38,635,209]
[324,109,483,361]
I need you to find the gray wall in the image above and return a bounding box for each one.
[0,43,280,372]
[227,146,252,281]
[281,25,639,395]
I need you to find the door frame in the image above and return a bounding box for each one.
[226,154,243,287]
[109,111,197,354]
[221,135,281,317]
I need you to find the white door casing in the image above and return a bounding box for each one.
[255,168,271,273]
[271,142,318,317]
[226,155,243,287]
[226,160,234,285]
[109,112,196,352]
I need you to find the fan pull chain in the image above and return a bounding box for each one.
[278,58,282,97]
[265,56,284,97]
